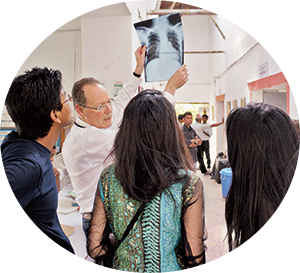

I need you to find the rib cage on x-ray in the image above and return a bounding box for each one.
[134,13,184,82]
[147,29,182,64]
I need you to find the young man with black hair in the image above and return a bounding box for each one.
[181,111,201,170]
[177,114,184,128]
[1,67,74,253]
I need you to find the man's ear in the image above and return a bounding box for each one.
[50,110,62,124]
[75,104,85,118]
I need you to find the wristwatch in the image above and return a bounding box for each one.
[133,72,141,78]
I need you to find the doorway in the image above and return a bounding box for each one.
[248,72,289,114]
[215,95,225,156]
[174,103,210,119]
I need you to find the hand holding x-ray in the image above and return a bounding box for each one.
[134,45,146,75]
[164,64,189,96]
[134,13,184,82]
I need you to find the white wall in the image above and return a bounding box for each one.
[16,18,82,97]
[81,15,132,96]
[206,14,299,154]
[208,16,283,105]
[290,89,298,119]
[12,19,82,138]
[174,15,211,102]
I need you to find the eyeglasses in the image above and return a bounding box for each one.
[56,92,72,110]
[62,94,72,105]
[78,98,114,112]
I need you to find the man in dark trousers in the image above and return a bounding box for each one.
[192,114,224,174]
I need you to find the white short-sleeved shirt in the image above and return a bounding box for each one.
[191,123,212,141]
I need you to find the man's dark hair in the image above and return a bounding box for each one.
[72,77,102,107]
[178,114,184,121]
[183,111,192,118]
[5,67,63,141]
[202,114,208,119]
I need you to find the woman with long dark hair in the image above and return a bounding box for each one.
[87,90,206,271]
[225,102,299,251]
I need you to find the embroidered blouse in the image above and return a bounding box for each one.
[87,164,206,272]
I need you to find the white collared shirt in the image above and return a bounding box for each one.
[62,75,176,212]
[191,122,212,141]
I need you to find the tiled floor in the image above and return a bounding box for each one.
[197,170,229,263]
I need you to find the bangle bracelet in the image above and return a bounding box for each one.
[133,72,141,78]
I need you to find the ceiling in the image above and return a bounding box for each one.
[58,1,215,31]
[153,1,215,15]
[159,1,200,10]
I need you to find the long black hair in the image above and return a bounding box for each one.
[109,89,194,202]
[225,102,299,251]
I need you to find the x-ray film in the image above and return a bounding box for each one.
[134,13,184,82]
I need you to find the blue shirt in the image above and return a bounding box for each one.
[1,131,74,253]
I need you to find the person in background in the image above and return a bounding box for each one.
[292,119,300,136]
[225,102,299,251]
[2,67,74,253]
[177,114,184,128]
[62,46,189,239]
[50,145,61,193]
[192,114,224,175]
[88,90,206,271]
[181,111,201,170]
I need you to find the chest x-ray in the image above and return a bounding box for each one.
[134,13,184,82]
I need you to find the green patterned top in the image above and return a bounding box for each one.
[99,164,201,272]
